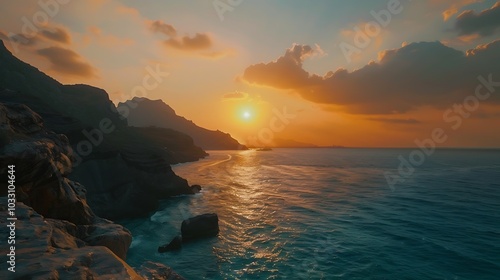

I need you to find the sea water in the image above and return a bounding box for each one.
[122,148,500,279]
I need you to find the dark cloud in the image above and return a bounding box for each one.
[366,117,421,124]
[40,27,71,44]
[454,2,500,37]
[36,47,97,78]
[149,20,177,37]
[149,20,213,51]
[165,33,212,51]
[243,44,314,89]
[242,40,500,114]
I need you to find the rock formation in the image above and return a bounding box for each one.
[0,198,184,279]
[118,97,247,150]
[0,39,207,219]
[181,213,220,242]
[0,101,185,278]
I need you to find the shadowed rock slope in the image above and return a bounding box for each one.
[118,97,247,150]
[0,40,207,219]
[0,103,183,279]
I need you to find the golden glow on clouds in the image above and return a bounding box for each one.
[0,0,499,147]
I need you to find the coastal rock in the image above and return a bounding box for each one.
[138,261,185,280]
[0,103,95,225]
[1,41,208,220]
[190,184,202,193]
[181,213,219,241]
[78,218,133,260]
[158,235,183,253]
[0,199,142,280]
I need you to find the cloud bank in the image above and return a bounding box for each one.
[242,40,500,114]
[454,2,500,37]
[37,47,97,78]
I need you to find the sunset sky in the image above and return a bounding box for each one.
[1,0,499,147]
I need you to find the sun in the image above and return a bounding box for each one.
[242,111,252,120]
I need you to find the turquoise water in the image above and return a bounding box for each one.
[122,149,500,279]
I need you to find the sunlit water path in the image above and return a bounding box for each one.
[122,148,500,279]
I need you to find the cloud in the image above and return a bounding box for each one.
[441,0,481,21]
[150,20,177,37]
[454,2,500,37]
[36,47,97,78]
[1,26,71,48]
[165,33,212,51]
[243,44,315,89]
[242,40,500,114]
[40,27,71,44]
[366,117,421,124]
[223,91,248,100]
[149,20,212,50]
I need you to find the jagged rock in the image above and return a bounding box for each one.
[0,199,142,279]
[0,103,95,225]
[68,155,192,219]
[158,235,183,253]
[138,261,185,280]
[181,213,219,242]
[78,218,132,260]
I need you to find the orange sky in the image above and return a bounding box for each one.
[1,0,499,147]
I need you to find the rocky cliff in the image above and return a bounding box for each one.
[0,102,184,279]
[0,39,207,219]
[118,97,247,150]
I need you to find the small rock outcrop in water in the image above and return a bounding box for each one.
[158,235,183,253]
[158,213,220,253]
[181,213,220,242]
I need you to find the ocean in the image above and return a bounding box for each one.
[122,148,500,279]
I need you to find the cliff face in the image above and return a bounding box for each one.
[0,40,206,219]
[118,97,247,150]
[0,102,184,279]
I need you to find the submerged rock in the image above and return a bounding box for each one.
[181,213,219,242]
[158,235,183,253]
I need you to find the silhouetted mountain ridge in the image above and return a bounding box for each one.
[118,97,247,150]
[0,39,206,221]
